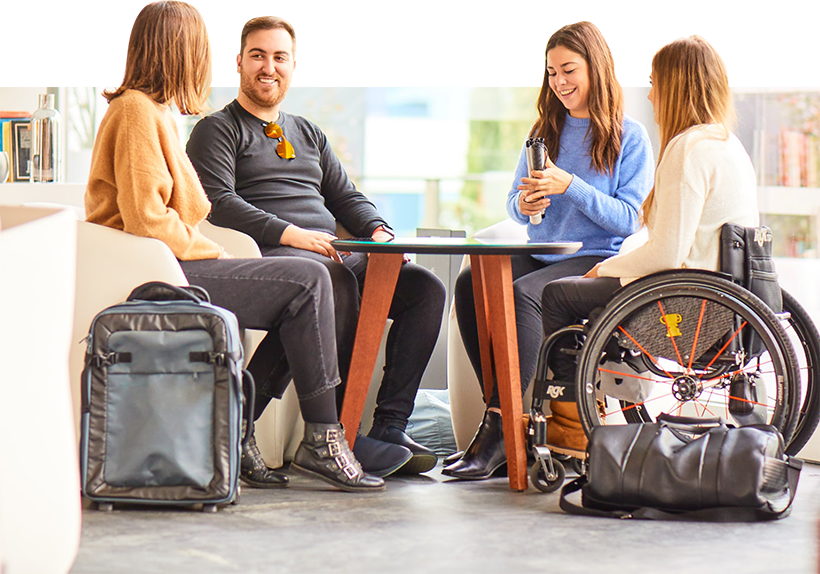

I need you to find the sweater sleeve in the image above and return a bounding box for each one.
[506,146,531,225]
[597,137,706,281]
[187,114,291,247]
[113,101,222,260]
[561,123,653,237]
[316,129,387,237]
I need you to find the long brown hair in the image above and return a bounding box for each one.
[531,21,623,175]
[640,35,735,222]
[104,1,211,115]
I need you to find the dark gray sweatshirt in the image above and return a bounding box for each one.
[186,100,386,246]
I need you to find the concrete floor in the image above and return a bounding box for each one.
[70,460,820,574]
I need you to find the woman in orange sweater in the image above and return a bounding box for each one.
[85,0,383,493]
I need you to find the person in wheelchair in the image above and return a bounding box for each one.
[445,21,654,480]
[540,35,759,451]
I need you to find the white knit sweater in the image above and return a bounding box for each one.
[597,124,759,284]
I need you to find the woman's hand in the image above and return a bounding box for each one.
[584,263,602,278]
[518,189,551,216]
[517,157,573,208]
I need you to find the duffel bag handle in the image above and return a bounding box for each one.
[241,369,256,447]
[127,281,211,304]
[656,413,725,427]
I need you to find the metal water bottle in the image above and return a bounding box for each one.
[30,94,62,183]
[525,137,548,225]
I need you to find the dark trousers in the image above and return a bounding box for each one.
[179,257,341,423]
[540,275,622,380]
[258,247,447,431]
[453,254,604,408]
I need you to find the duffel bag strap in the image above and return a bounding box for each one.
[127,281,211,303]
[559,457,802,522]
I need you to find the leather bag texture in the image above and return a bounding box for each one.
[561,415,801,521]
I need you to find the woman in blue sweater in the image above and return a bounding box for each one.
[444,21,654,480]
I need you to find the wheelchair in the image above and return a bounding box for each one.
[527,246,820,493]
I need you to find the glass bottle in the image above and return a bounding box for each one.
[30,94,62,183]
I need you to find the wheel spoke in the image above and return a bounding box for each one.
[617,325,677,380]
[688,300,708,372]
[596,367,656,382]
[702,320,747,372]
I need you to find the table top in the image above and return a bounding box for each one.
[332,236,582,256]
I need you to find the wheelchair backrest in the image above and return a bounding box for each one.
[720,223,782,314]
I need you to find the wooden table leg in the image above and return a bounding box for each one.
[469,254,495,405]
[340,252,403,449]
[478,255,528,491]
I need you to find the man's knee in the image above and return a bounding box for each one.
[410,265,446,309]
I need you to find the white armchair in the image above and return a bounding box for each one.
[1,206,81,574]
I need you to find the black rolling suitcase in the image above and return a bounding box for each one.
[79,282,253,512]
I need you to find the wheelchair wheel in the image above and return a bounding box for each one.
[529,459,565,493]
[576,271,800,443]
[780,289,820,456]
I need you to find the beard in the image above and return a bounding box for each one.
[239,70,290,110]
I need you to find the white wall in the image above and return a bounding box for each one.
[0,0,48,112]
[734,0,820,93]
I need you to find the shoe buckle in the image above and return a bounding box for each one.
[334,454,359,479]
[325,428,339,442]
[328,442,342,457]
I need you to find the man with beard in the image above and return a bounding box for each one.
[186,16,446,483]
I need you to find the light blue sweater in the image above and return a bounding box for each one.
[506,114,654,263]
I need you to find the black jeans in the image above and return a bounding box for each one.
[540,275,622,381]
[260,247,447,431]
[454,254,604,408]
[179,257,341,421]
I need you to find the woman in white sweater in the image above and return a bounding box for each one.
[540,35,758,447]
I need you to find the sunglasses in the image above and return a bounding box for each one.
[263,122,296,160]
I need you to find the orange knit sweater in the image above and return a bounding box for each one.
[85,89,222,260]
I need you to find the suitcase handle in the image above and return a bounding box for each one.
[127,281,211,303]
[241,369,256,447]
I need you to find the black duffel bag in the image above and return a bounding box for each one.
[560,415,802,521]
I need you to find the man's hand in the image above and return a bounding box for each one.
[280,225,342,263]
[371,229,394,243]
[371,226,410,262]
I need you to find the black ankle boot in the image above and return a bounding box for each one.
[441,410,506,480]
[291,423,385,492]
[443,450,464,466]
[367,424,437,474]
[240,433,289,488]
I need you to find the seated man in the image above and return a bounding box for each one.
[187,16,446,478]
